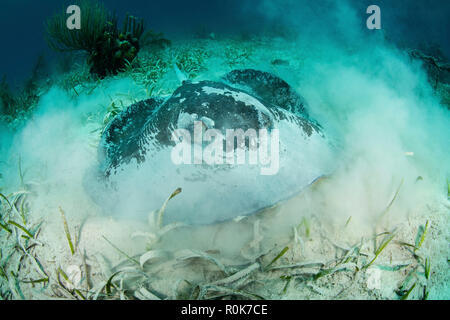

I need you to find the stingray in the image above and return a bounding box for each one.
[86,69,334,225]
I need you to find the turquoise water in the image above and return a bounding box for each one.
[0,0,449,300]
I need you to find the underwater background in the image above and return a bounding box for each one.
[1,0,450,85]
[0,0,449,300]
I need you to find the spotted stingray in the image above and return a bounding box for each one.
[86,69,334,225]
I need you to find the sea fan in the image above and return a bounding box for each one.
[45,0,145,78]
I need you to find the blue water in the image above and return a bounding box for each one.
[1,0,449,87]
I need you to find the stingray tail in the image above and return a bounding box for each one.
[173,63,188,84]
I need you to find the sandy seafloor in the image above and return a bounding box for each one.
[0,36,449,300]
